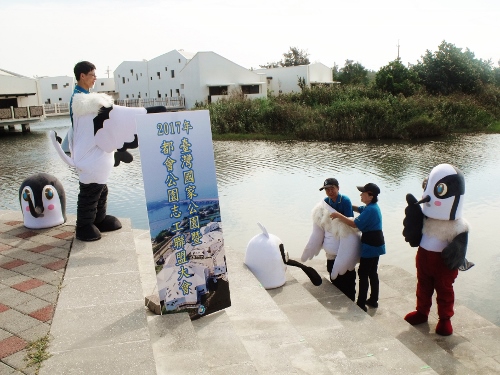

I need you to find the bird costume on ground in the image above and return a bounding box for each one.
[301,200,361,295]
[50,92,165,241]
[403,163,474,336]
[245,223,322,289]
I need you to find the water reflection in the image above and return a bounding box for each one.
[1,118,499,327]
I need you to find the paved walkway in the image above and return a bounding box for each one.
[0,210,74,375]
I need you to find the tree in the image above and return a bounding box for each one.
[337,60,369,85]
[411,40,494,95]
[281,47,310,67]
[259,47,310,68]
[375,58,419,96]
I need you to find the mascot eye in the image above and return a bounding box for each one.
[422,178,428,191]
[436,183,448,197]
[23,189,31,201]
[45,188,54,200]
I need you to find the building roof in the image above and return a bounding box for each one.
[0,68,30,78]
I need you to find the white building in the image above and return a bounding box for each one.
[179,51,267,109]
[114,50,195,103]
[148,50,195,100]
[38,75,74,104]
[255,63,334,95]
[94,77,117,100]
[0,68,44,131]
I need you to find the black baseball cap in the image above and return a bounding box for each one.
[319,178,339,191]
[357,183,380,196]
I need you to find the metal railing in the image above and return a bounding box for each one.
[114,97,185,109]
[44,103,70,116]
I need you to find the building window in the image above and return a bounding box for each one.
[176,89,180,96]
[122,77,125,84]
[171,70,175,78]
[145,93,147,97]
[130,69,133,75]
[165,93,168,97]
[46,99,51,104]
[127,78,129,82]
[126,94,129,98]
[138,92,141,98]
[209,86,228,96]
[136,74,138,80]
[101,82,104,86]
[59,98,62,101]
[140,73,142,76]
[170,89,172,97]
[165,67,168,71]
[151,77,153,80]
[178,59,181,63]
[63,83,69,88]
[51,84,58,90]
[181,84,184,89]
[118,74,120,78]
[132,94,134,98]
[241,85,260,94]
[157,72,161,79]
[157,90,161,98]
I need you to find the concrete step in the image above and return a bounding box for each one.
[373,264,500,375]
[280,259,437,374]
[290,260,500,375]
[40,219,156,375]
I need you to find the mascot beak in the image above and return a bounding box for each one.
[416,195,431,205]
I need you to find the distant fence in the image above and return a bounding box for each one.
[44,103,69,116]
[114,97,185,109]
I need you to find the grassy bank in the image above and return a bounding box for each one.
[199,85,500,141]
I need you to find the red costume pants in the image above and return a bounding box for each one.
[415,247,458,320]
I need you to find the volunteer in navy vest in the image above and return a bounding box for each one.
[330,183,385,312]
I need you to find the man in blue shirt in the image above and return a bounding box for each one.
[331,183,385,312]
[320,178,357,301]
[70,61,96,125]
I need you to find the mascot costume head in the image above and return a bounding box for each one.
[403,163,473,336]
[19,173,66,229]
[244,223,321,289]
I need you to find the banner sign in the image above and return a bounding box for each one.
[136,110,231,319]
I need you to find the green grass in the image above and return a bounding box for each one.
[484,121,500,133]
[24,335,52,373]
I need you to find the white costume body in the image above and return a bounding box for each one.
[302,201,361,279]
[50,93,146,184]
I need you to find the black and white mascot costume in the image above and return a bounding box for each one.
[50,93,165,241]
[403,163,474,336]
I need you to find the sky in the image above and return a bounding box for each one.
[1,0,499,79]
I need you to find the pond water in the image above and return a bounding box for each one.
[1,117,499,326]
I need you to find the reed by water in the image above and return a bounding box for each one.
[199,84,500,141]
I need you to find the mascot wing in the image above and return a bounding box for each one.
[441,231,474,271]
[330,229,361,280]
[94,105,147,153]
[402,193,424,247]
[49,130,75,167]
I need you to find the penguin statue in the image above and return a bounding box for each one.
[403,163,474,336]
[19,172,66,229]
[244,223,322,289]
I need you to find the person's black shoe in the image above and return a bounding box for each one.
[366,299,378,308]
[357,302,367,312]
